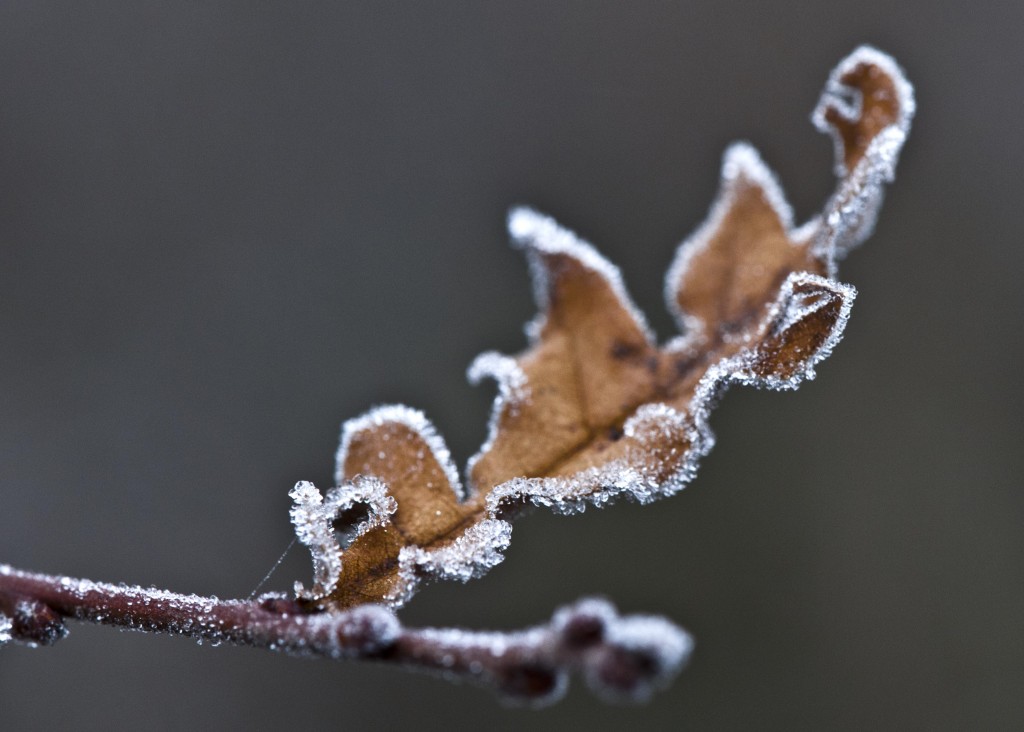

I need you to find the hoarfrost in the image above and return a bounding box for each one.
[468,351,529,404]
[478,402,701,517]
[289,481,341,600]
[289,476,396,600]
[0,613,11,645]
[466,352,530,485]
[664,142,796,340]
[673,272,855,496]
[716,272,855,391]
[298,603,400,658]
[623,403,697,451]
[508,206,655,346]
[490,463,642,515]
[0,564,245,646]
[385,519,514,607]
[814,126,907,268]
[404,518,512,582]
[336,404,464,501]
[467,351,529,415]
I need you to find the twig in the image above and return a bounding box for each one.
[0,564,691,705]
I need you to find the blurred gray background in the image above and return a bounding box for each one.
[0,2,1020,730]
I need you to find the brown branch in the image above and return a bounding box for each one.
[0,564,691,705]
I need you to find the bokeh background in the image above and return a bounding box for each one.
[0,2,1020,730]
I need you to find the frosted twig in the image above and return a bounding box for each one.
[0,564,690,705]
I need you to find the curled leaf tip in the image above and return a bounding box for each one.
[814,45,916,177]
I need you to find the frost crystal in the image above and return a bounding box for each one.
[388,518,514,606]
[290,476,397,601]
[0,612,12,645]
[405,519,512,581]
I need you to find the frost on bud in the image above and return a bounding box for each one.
[550,598,693,702]
[329,604,401,656]
[551,598,693,704]
[553,597,616,649]
[584,613,693,703]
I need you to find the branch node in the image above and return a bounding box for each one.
[0,593,68,647]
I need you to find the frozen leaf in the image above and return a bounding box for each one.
[291,46,914,610]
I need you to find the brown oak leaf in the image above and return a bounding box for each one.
[289,46,914,610]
